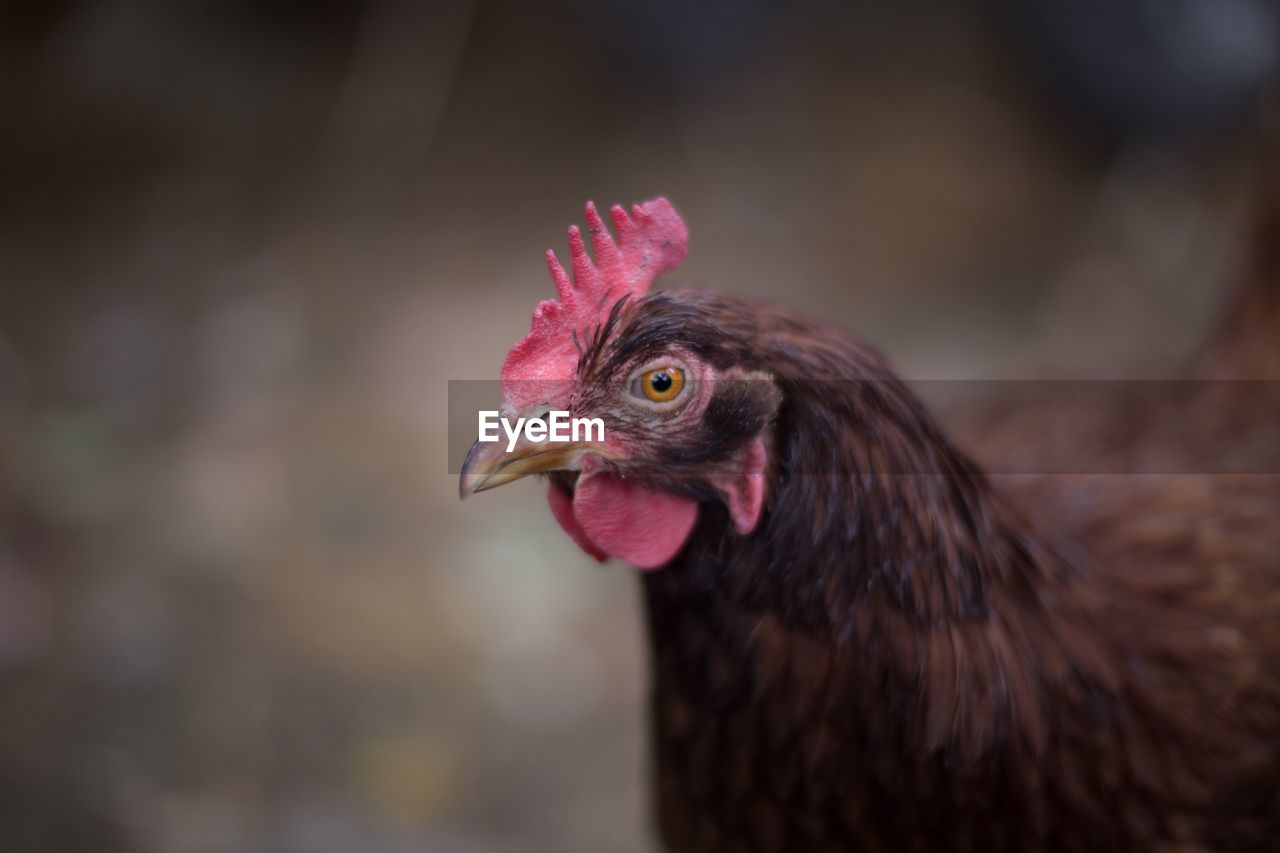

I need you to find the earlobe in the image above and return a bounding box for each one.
[718,435,769,535]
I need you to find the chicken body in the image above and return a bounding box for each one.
[627,291,1280,852]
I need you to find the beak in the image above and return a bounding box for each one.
[458,409,608,498]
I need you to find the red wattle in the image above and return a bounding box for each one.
[568,473,699,570]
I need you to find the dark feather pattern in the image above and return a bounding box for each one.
[581,290,1280,852]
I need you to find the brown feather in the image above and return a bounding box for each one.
[590,290,1280,852]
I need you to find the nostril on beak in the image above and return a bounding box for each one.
[501,405,551,423]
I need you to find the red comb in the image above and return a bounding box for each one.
[501,197,689,409]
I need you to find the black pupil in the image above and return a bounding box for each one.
[650,372,672,393]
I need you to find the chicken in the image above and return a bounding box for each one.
[458,195,1280,851]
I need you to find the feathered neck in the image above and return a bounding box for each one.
[650,330,1072,636]
[640,337,1111,768]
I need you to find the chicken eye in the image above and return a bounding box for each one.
[634,367,685,403]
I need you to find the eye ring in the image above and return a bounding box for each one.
[631,365,686,404]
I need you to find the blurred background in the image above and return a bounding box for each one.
[0,1,1276,850]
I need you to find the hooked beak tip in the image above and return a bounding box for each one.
[458,439,495,499]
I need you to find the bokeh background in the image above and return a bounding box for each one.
[1,1,1277,851]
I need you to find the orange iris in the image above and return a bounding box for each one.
[641,367,685,403]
